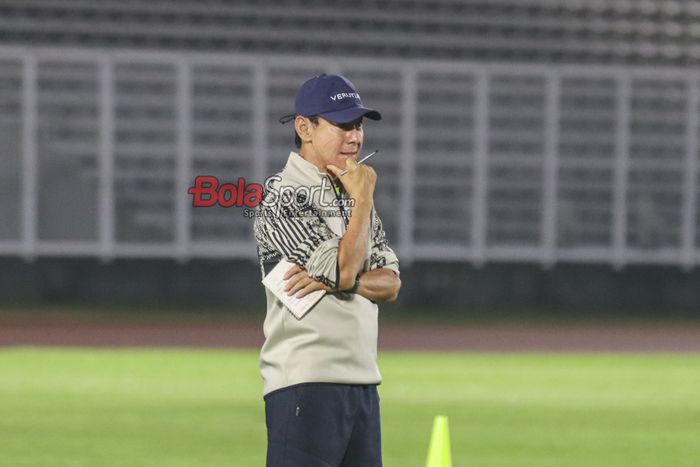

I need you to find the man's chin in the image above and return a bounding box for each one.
[337,154,357,167]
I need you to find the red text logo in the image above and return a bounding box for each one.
[188,176,263,207]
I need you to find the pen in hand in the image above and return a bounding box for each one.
[339,149,379,176]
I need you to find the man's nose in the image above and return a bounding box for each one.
[345,128,361,143]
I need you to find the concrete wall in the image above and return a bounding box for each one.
[2,258,699,316]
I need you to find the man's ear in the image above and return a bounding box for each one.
[295,116,313,143]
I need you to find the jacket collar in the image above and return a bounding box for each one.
[285,151,327,184]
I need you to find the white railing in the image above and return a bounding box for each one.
[0,46,699,268]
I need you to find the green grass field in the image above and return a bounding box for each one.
[0,349,698,467]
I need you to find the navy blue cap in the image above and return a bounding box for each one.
[279,74,381,124]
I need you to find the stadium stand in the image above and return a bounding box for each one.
[0,0,698,64]
[0,1,698,269]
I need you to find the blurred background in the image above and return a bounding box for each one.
[2,3,700,467]
[1,0,700,315]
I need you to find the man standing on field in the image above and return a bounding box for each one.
[253,73,401,467]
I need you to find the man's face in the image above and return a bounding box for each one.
[304,117,364,171]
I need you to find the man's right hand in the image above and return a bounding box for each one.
[327,159,377,205]
[327,158,376,290]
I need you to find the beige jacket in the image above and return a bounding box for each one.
[253,152,400,396]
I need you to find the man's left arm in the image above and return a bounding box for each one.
[287,208,401,301]
[356,268,401,302]
[287,266,400,302]
[355,208,401,302]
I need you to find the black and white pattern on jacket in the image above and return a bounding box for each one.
[254,181,338,287]
[254,176,398,286]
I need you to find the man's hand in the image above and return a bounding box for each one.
[355,268,401,302]
[327,158,376,204]
[326,159,376,290]
[282,264,400,302]
[283,264,333,298]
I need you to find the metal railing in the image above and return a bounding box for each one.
[0,46,699,268]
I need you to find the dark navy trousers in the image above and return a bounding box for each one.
[264,383,382,467]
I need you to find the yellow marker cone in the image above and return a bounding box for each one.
[425,415,452,467]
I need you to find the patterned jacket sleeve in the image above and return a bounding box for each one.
[369,209,400,275]
[254,188,341,289]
